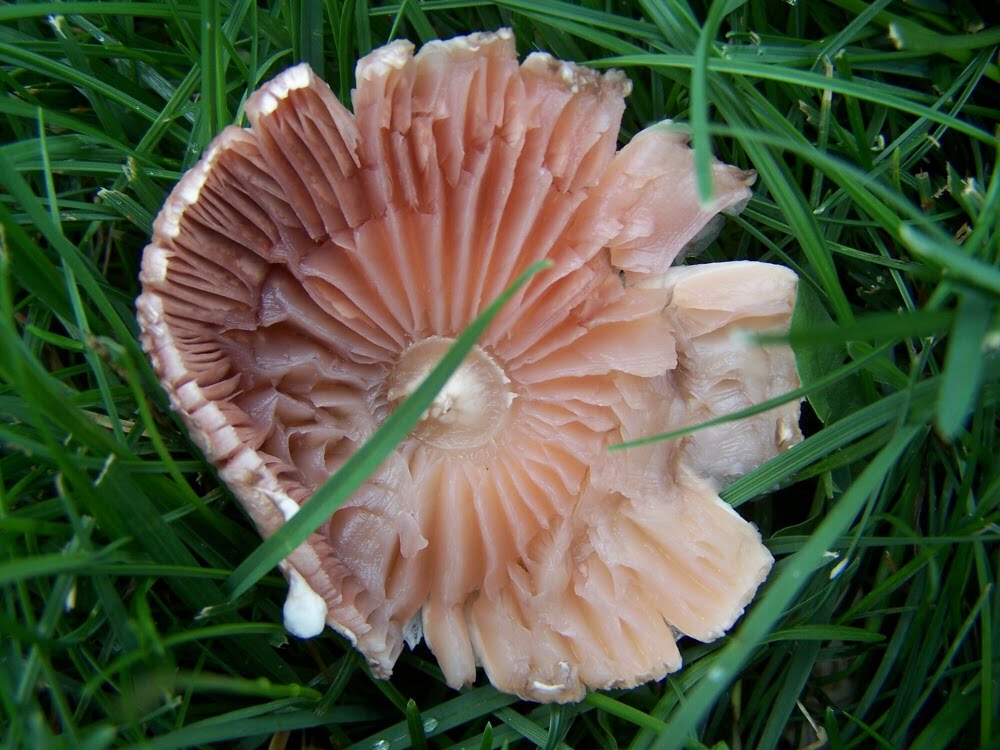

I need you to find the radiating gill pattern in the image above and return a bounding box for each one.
[138,29,801,702]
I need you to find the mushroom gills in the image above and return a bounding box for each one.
[136,28,801,703]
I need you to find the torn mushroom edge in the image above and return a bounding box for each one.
[136,119,376,664]
[136,289,372,652]
[136,35,788,695]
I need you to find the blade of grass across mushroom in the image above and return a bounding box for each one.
[590,55,855,323]
[761,308,954,347]
[648,424,924,750]
[224,259,552,601]
[721,375,945,508]
[609,340,895,452]
[608,301,955,453]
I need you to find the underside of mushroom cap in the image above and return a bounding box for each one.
[137,29,801,703]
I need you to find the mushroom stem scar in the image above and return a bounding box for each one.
[387,337,514,451]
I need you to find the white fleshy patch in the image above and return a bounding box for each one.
[255,486,301,521]
[254,64,312,117]
[559,63,580,93]
[222,447,263,478]
[174,380,207,411]
[403,610,424,649]
[156,333,189,384]
[357,40,413,81]
[189,402,230,434]
[64,581,77,612]
[177,158,211,205]
[283,568,328,639]
[143,246,170,283]
[427,366,480,422]
[332,622,358,646]
[531,680,566,693]
[275,493,300,521]
[531,662,574,694]
[159,204,184,239]
[777,415,798,444]
[159,144,222,238]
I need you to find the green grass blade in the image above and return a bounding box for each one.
[600,54,996,145]
[610,342,891,450]
[585,693,666,733]
[122,704,384,750]
[720,378,943,507]
[691,0,748,203]
[405,699,429,750]
[935,292,994,438]
[649,425,922,750]
[344,687,518,750]
[0,547,122,586]
[199,0,227,142]
[296,0,326,71]
[900,223,1000,297]
[0,42,160,122]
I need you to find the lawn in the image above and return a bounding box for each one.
[1,1,998,749]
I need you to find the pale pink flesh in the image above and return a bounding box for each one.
[137,30,801,702]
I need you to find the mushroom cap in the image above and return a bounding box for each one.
[137,29,802,702]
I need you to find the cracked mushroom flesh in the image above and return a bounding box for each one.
[137,30,802,702]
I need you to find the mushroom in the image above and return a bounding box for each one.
[137,29,802,703]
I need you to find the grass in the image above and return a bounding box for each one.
[0,1,998,749]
